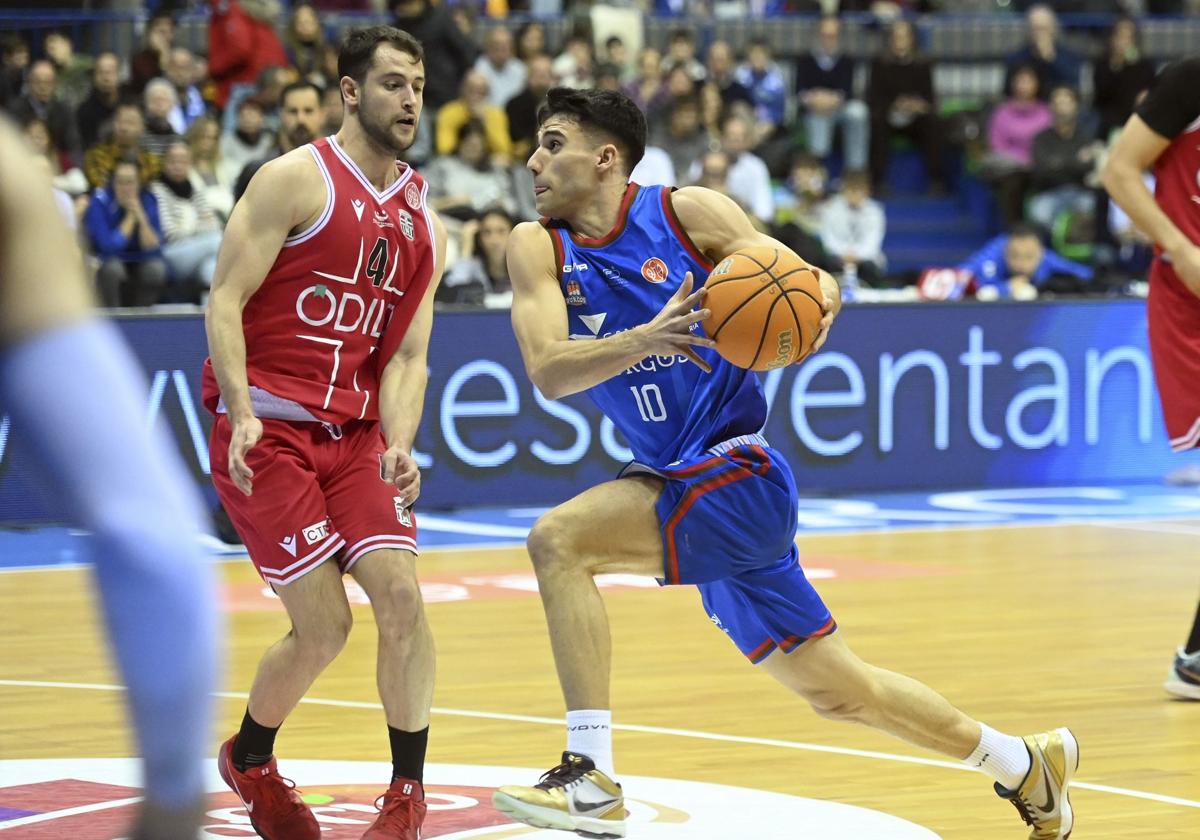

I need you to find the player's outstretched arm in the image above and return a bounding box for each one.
[508,221,716,400]
[377,211,448,506]
[671,186,842,354]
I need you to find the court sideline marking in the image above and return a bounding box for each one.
[0,678,1195,812]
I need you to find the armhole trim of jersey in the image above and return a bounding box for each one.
[283,145,335,247]
[548,226,565,283]
[419,179,438,286]
[663,187,715,271]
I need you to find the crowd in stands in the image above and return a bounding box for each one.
[0,0,1183,308]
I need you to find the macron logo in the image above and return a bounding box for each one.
[279,535,297,557]
[569,312,607,342]
[351,199,365,221]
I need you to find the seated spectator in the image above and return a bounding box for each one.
[0,35,29,109]
[705,40,752,110]
[21,115,87,196]
[506,54,554,161]
[694,150,743,210]
[733,39,786,144]
[475,27,526,109]
[234,80,323,202]
[76,51,122,150]
[285,3,327,81]
[186,116,236,221]
[771,152,833,269]
[867,18,944,194]
[663,28,705,84]
[143,79,182,156]
[1092,16,1156,138]
[664,64,697,102]
[623,48,670,115]
[698,82,725,144]
[84,157,167,307]
[552,33,594,90]
[958,223,1092,300]
[84,101,161,189]
[439,208,516,307]
[1108,171,1155,274]
[1004,5,1082,102]
[604,37,630,81]
[1027,85,1100,233]
[819,169,887,287]
[984,64,1052,227]
[43,30,93,108]
[630,145,676,187]
[151,140,223,299]
[650,93,709,186]
[222,99,274,177]
[426,120,517,218]
[436,71,511,164]
[9,59,82,167]
[515,21,547,63]
[130,10,175,95]
[594,64,622,93]
[208,0,289,111]
[164,46,207,133]
[391,0,478,112]
[695,114,773,224]
[795,15,868,171]
[321,84,343,135]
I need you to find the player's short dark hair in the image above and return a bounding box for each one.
[841,169,870,191]
[280,79,324,107]
[338,25,424,86]
[1008,222,1042,242]
[537,87,646,175]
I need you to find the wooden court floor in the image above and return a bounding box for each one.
[1,519,1198,838]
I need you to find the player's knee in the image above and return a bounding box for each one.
[293,608,353,665]
[802,684,873,724]
[526,513,574,576]
[371,574,425,641]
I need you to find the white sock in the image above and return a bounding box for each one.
[964,723,1031,790]
[566,710,614,778]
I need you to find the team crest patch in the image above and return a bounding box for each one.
[565,279,587,306]
[398,210,415,241]
[394,497,412,526]
[405,181,422,209]
[641,257,669,284]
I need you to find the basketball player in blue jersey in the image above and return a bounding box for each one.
[492,88,1079,840]
[0,120,219,839]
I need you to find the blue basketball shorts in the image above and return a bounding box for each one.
[621,434,836,664]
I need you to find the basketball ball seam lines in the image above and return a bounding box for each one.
[709,278,781,340]
[747,292,786,370]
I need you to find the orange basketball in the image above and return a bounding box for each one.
[702,246,825,371]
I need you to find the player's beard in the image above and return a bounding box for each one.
[358,91,415,156]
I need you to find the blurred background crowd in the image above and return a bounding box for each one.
[4,0,1198,308]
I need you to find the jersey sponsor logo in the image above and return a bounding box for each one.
[565,280,587,306]
[641,257,669,284]
[579,312,606,335]
[351,199,365,221]
[600,267,630,288]
[297,285,393,336]
[562,262,588,273]
[279,534,298,557]
[398,210,415,241]
[394,497,412,526]
[405,181,422,209]
[373,209,394,229]
[303,518,331,545]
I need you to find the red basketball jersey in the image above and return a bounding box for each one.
[202,137,437,424]
[1136,57,1200,263]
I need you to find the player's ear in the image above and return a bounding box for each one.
[597,143,618,172]
[339,75,358,108]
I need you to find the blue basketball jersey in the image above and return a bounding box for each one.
[546,184,766,468]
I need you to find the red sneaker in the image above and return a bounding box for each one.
[216,734,320,840]
[361,778,427,839]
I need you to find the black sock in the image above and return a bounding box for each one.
[388,725,429,783]
[1184,599,1200,655]
[233,709,280,772]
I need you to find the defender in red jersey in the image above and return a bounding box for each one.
[204,26,444,838]
[1103,56,1200,700]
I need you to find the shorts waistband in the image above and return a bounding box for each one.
[707,433,768,456]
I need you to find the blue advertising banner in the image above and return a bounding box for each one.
[0,300,1178,524]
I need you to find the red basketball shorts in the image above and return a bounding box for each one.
[1147,260,1200,451]
[210,416,418,586]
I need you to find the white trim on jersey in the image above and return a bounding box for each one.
[326,135,413,203]
[1170,415,1200,451]
[283,145,336,247]
[342,534,419,573]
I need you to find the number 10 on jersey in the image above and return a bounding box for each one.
[630,383,668,422]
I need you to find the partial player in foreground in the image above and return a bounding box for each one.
[491,88,1078,840]
[0,120,219,839]
[1102,55,1200,701]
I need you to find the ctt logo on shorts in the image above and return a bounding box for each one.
[394,498,412,527]
[303,518,331,545]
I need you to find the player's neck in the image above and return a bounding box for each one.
[334,123,399,191]
[568,181,629,240]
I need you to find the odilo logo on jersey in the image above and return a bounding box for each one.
[296,285,394,336]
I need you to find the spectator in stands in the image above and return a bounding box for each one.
[665,64,697,102]
[321,84,343,134]
[553,32,595,90]
[143,79,182,157]
[651,93,709,187]
[9,59,82,167]
[663,28,705,84]
[698,82,726,143]
[426,120,517,218]
[1091,16,1155,138]
[151,140,223,299]
[515,21,547,63]
[506,54,554,161]
[222,99,273,180]
[43,30,92,108]
[76,52,122,150]
[207,0,289,111]
[795,15,869,171]
[1027,85,1099,233]
[820,169,886,287]
[164,47,206,134]
[772,152,833,269]
[439,208,516,307]
[285,3,327,81]
[1003,5,1081,102]
[705,40,752,110]
[624,48,670,115]
[391,0,477,112]
[0,35,29,109]
[85,101,160,189]
[867,17,944,195]
[22,114,87,197]
[604,37,630,81]
[85,157,167,308]
[958,223,1092,300]
[734,39,787,145]
[630,144,676,187]
[476,28,527,109]
[437,71,512,164]
[718,113,774,223]
[984,64,1052,227]
[233,80,323,202]
[130,10,175,95]
[594,63,622,93]
[694,149,738,203]
[186,116,236,222]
